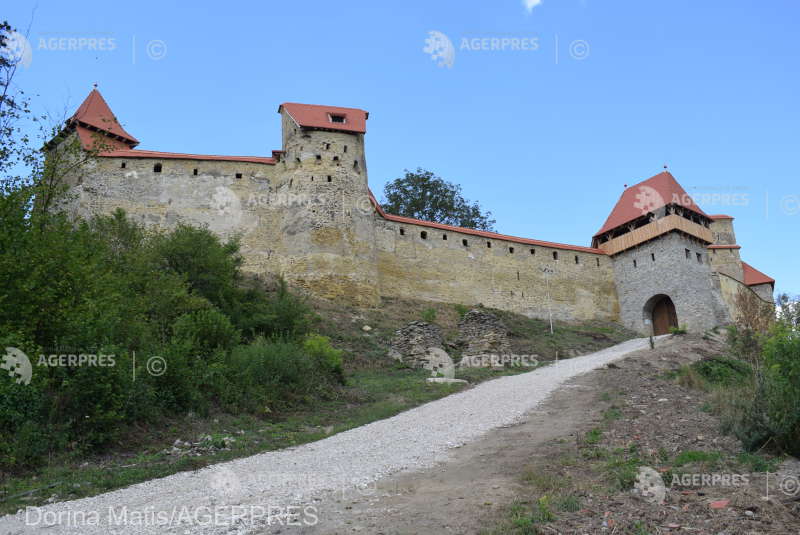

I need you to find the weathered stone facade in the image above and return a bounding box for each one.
[52,90,775,335]
[611,233,731,333]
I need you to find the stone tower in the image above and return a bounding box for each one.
[275,103,379,305]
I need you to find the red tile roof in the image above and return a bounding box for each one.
[76,126,133,151]
[99,149,276,165]
[709,214,734,220]
[594,171,708,237]
[369,192,605,254]
[279,103,368,134]
[69,89,139,146]
[742,262,775,287]
[708,244,741,249]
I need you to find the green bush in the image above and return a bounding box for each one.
[303,333,345,383]
[172,308,240,356]
[762,327,800,455]
[215,338,340,413]
[0,203,327,471]
[692,356,752,386]
[421,308,437,323]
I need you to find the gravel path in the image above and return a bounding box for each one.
[0,336,658,535]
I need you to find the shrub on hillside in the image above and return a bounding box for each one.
[762,327,800,455]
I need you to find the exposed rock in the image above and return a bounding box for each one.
[388,321,445,368]
[361,325,372,332]
[458,309,511,357]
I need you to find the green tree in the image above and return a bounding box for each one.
[381,168,496,231]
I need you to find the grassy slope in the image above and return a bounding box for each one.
[0,296,637,515]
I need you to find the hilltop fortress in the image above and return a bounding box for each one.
[52,89,775,335]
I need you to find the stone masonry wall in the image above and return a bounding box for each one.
[612,232,731,333]
[374,217,619,322]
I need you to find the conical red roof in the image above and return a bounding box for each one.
[594,171,707,237]
[69,89,139,146]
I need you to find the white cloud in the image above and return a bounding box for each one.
[523,0,543,12]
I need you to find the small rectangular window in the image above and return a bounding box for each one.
[329,114,346,123]
[509,247,514,254]
[399,228,405,236]
[193,168,198,176]
[487,241,492,248]
[235,173,242,179]
[651,253,655,261]
[462,239,469,247]
[553,251,558,261]
[696,252,702,263]
[574,255,579,265]
[420,231,428,240]
[596,258,600,267]
[327,175,332,182]
[685,248,691,259]
[633,259,638,268]
[442,234,447,240]
[153,163,162,173]
[530,249,535,255]
[120,162,126,169]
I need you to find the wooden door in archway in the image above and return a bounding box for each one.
[652,296,678,335]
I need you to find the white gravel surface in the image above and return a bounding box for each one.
[0,336,659,535]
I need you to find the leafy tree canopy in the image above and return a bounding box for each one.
[381,168,496,231]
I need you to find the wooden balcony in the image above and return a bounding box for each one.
[598,214,714,256]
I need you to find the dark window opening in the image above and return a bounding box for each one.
[153,163,162,173]
[343,145,348,153]
[311,176,314,181]
[574,255,579,265]
[517,271,520,281]
[315,154,321,161]
[399,228,405,236]
[596,258,600,267]
[509,247,515,254]
[420,231,428,240]
[353,160,359,169]
[634,259,638,268]
[462,239,469,247]
[685,248,691,259]
[553,251,558,260]
[235,173,242,179]
[530,249,535,255]
[696,252,702,263]
[193,168,198,176]
[487,241,492,248]
[330,114,346,123]
[120,162,126,169]
[442,234,447,240]
[325,143,330,150]
[295,157,301,163]
[333,156,339,161]
[651,253,655,262]
[327,175,332,182]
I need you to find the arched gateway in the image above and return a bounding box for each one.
[644,294,678,335]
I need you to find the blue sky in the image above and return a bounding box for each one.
[6,0,799,295]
